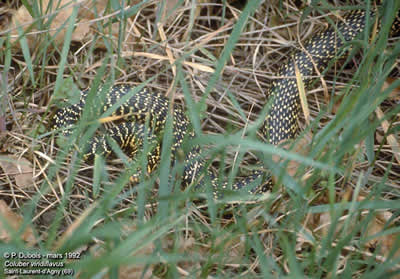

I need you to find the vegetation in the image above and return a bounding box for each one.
[0,0,399,278]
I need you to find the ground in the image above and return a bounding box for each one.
[0,0,400,278]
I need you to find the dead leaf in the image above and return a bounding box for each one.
[117,265,153,279]
[375,107,400,165]
[9,0,108,48]
[354,195,400,259]
[383,77,400,102]
[296,226,314,252]
[360,203,400,259]
[210,233,245,262]
[316,212,332,237]
[7,0,149,50]
[159,0,181,24]
[0,200,36,245]
[84,222,155,279]
[272,132,312,179]
[0,156,34,188]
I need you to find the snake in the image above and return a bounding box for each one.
[53,6,400,198]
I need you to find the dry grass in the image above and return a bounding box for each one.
[1,0,400,278]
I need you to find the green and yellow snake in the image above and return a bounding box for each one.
[53,6,400,197]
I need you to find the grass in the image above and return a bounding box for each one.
[0,0,400,278]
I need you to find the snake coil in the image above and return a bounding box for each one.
[54,7,400,197]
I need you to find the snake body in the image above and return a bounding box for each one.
[54,7,399,196]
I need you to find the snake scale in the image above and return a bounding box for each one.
[54,6,400,197]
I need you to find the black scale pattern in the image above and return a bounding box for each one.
[54,9,399,197]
